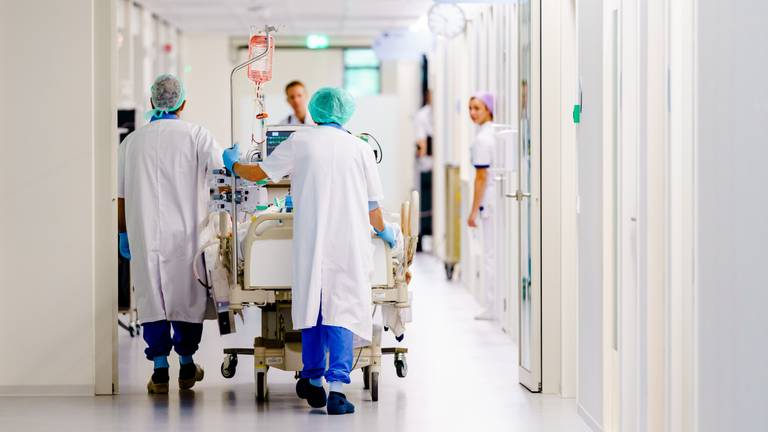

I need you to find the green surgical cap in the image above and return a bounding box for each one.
[308,87,356,125]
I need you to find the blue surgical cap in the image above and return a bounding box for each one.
[308,87,356,125]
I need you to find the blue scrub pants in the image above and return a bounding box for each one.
[300,310,354,384]
[142,320,203,361]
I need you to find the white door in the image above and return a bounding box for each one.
[494,127,518,336]
[516,0,542,392]
[603,0,642,429]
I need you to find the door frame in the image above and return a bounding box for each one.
[96,0,119,396]
[603,0,643,429]
[540,0,562,395]
[518,0,543,393]
[666,0,698,429]
[602,0,622,428]
[618,0,641,430]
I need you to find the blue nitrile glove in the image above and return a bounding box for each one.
[222,143,240,175]
[118,232,131,260]
[375,224,396,249]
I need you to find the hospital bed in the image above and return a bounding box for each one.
[213,191,419,402]
[204,32,415,400]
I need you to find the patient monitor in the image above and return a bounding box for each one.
[263,124,308,160]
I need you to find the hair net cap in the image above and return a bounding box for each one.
[471,92,495,116]
[309,87,356,125]
[146,74,186,120]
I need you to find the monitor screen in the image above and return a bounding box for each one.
[266,130,295,157]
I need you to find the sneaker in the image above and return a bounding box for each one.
[474,309,496,321]
[147,368,169,394]
[178,363,204,390]
[296,378,327,408]
[327,391,355,415]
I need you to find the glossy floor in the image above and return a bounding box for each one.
[0,254,587,431]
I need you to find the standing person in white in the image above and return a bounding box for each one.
[466,92,497,321]
[222,87,396,415]
[414,90,434,251]
[118,74,223,394]
[280,80,314,125]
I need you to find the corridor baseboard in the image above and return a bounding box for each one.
[0,385,93,397]
[577,403,604,432]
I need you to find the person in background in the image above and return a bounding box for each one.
[280,80,314,125]
[414,89,433,252]
[466,92,497,321]
[222,87,395,415]
[118,74,222,394]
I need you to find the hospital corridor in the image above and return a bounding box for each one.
[2,1,768,431]
[2,255,586,431]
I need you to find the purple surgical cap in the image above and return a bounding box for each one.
[471,92,495,115]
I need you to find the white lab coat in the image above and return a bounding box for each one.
[260,126,384,341]
[280,112,315,125]
[118,119,223,323]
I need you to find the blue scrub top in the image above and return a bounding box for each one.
[150,113,179,122]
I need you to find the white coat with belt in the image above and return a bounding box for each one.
[259,126,384,341]
[118,118,223,323]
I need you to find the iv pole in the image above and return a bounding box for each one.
[228,25,276,288]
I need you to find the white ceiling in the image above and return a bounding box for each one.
[137,0,434,37]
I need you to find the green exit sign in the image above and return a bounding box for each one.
[306,34,329,49]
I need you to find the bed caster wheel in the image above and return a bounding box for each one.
[135,324,141,336]
[395,334,405,342]
[128,327,135,337]
[444,263,455,280]
[362,366,371,389]
[221,354,238,379]
[256,371,268,402]
[395,354,408,378]
[370,371,379,402]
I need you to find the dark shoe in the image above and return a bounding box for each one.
[327,391,355,415]
[178,363,204,390]
[147,368,169,394]
[296,378,327,408]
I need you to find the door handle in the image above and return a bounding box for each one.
[505,190,531,201]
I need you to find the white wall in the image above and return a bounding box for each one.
[376,59,421,211]
[347,95,413,212]
[181,33,232,147]
[0,0,115,395]
[696,1,768,430]
[576,0,605,427]
[264,48,345,123]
